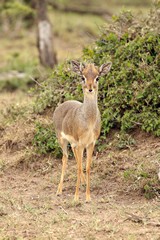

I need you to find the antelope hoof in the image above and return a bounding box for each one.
[56,191,62,196]
[86,195,91,203]
[56,192,62,196]
[56,186,62,196]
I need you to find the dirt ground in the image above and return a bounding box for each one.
[0,168,159,240]
[0,127,160,239]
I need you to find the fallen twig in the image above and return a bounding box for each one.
[125,212,160,227]
[125,212,143,223]
[59,206,68,215]
[29,76,44,88]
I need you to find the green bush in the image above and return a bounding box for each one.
[33,3,160,155]
[91,31,160,136]
[83,4,160,136]
[33,122,62,157]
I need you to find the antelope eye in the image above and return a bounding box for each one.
[96,77,99,82]
[82,76,85,82]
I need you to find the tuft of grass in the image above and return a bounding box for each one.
[66,200,83,208]
[123,165,160,199]
[115,133,136,149]
[0,159,6,173]
[0,104,29,124]
[143,183,155,199]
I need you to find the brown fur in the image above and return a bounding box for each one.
[82,64,99,80]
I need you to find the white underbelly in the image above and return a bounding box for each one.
[61,129,95,148]
[61,132,77,145]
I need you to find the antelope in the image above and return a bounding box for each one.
[53,60,112,202]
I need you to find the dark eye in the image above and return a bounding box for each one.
[96,77,99,82]
[82,76,85,82]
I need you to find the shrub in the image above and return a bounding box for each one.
[82,3,160,136]
[32,122,62,157]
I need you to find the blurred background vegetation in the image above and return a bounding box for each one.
[0,0,154,72]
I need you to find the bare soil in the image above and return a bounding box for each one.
[0,92,160,240]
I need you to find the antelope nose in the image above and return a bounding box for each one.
[89,89,93,92]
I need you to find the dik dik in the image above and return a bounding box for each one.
[53,60,112,202]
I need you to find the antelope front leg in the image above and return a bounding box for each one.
[74,146,84,202]
[86,143,95,202]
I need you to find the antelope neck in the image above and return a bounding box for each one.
[82,92,98,124]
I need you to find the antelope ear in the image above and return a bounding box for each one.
[71,60,85,74]
[99,62,112,76]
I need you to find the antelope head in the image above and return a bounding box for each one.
[71,60,112,95]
